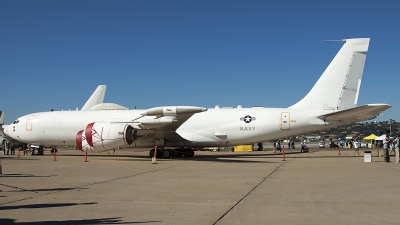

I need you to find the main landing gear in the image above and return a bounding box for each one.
[149,147,195,159]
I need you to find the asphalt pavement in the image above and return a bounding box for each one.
[1,147,399,225]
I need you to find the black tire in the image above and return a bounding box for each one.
[162,150,171,158]
[189,149,194,157]
[173,148,181,157]
[183,148,191,157]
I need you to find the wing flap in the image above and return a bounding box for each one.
[176,130,219,143]
[317,104,392,122]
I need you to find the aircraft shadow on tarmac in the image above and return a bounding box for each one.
[0,174,56,178]
[0,217,153,225]
[15,148,361,164]
[0,157,40,161]
[93,149,367,162]
[75,151,309,164]
[3,187,89,193]
[0,202,96,211]
[92,154,282,164]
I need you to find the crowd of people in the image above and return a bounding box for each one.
[2,140,17,155]
[382,135,400,163]
[343,135,400,163]
[2,140,30,155]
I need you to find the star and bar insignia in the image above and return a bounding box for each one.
[240,115,256,123]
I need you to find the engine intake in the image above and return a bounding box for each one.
[76,122,136,151]
[75,130,93,151]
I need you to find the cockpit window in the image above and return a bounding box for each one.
[13,120,19,124]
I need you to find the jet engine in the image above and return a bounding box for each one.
[76,130,94,152]
[76,122,136,151]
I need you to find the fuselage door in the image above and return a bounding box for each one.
[281,112,290,130]
[26,115,35,131]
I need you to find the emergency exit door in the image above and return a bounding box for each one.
[281,112,290,130]
[26,115,34,131]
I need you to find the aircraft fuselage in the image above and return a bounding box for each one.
[5,107,338,148]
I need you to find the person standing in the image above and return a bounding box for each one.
[10,141,15,155]
[4,141,9,155]
[1,140,5,155]
[353,140,360,156]
[394,135,400,163]
[389,138,395,156]
[383,135,391,162]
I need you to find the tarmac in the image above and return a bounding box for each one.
[1,147,400,225]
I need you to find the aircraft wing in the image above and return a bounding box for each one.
[132,106,207,130]
[317,104,392,122]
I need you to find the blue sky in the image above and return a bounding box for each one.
[1,0,399,125]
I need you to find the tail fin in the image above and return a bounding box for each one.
[81,85,107,110]
[290,38,369,110]
[0,111,4,125]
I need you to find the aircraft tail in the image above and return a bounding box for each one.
[289,38,369,110]
[0,111,4,125]
[81,85,107,110]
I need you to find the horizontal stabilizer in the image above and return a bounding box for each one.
[317,104,392,122]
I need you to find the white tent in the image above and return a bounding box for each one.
[375,135,394,140]
[375,135,387,141]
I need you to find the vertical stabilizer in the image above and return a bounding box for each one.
[289,38,369,110]
[0,111,4,125]
[81,85,107,110]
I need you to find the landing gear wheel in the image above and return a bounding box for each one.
[162,150,171,158]
[172,148,181,157]
[189,149,194,157]
[183,148,191,157]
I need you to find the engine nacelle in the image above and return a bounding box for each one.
[75,130,94,152]
[76,122,136,151]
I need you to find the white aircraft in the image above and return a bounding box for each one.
[2,38,391,158]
